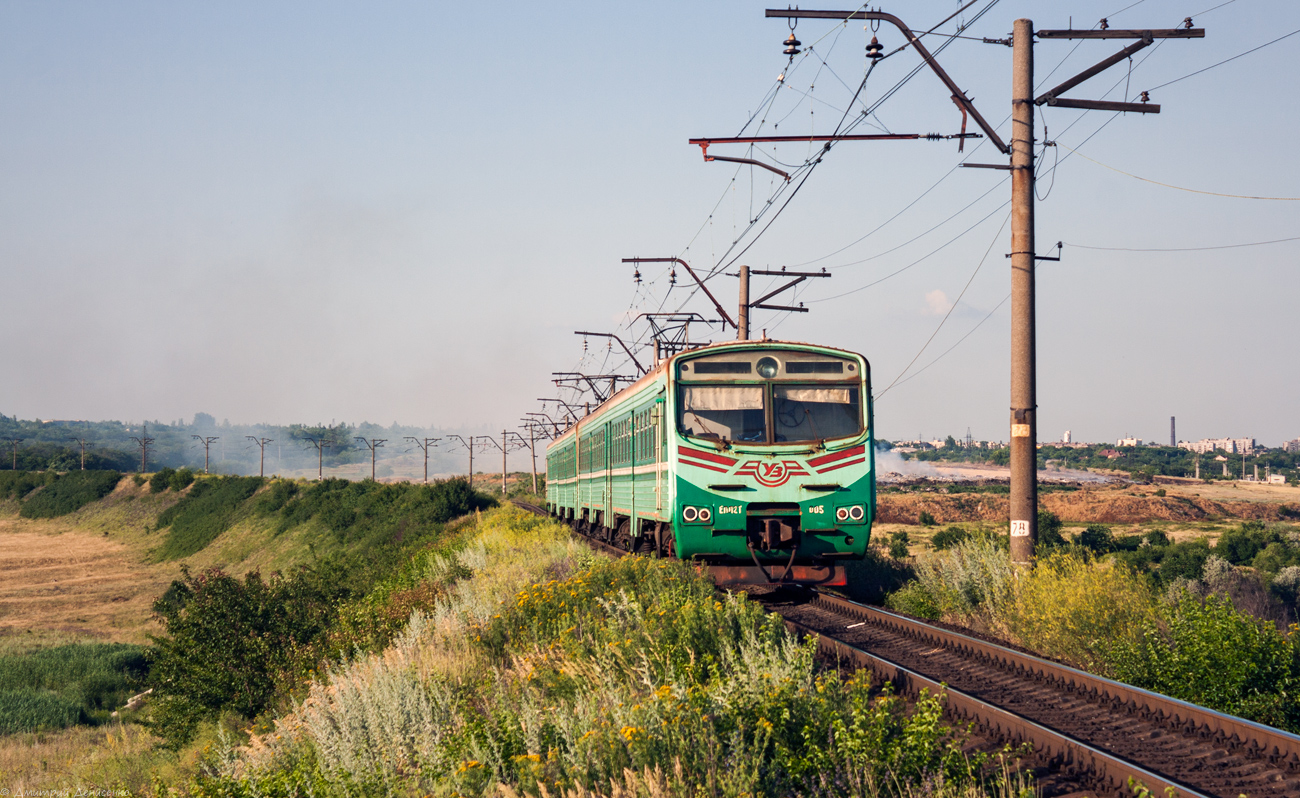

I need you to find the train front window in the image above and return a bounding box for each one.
[679,385,766,443]
[773,385,861,443]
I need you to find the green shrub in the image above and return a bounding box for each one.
[0,470,49,500]
[147,563,359,747]
[887,529,911,559]
[150,467,176,493]
[930,525,968,550]
[1106,591,1300,731]
[132,474,146,486]
[1077,524,1115,554]
[1036,510,1066,550]
[1159,539,1212,581]
[917,510,936,527]
[154,476,265,560]
[255,479,299,515]
[18,471,122,519]
[885,581,941,619]
[169,467,196,492]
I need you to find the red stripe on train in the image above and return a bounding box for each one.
[815,456,866,474]
[677,446,738,466]
[678,457,730,473]
[807,445,865,468]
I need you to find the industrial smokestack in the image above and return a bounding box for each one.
[1170,416,1176,448]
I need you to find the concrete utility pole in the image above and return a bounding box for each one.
[525,424,538,493]
[4,438,21,470]
[404,437,440,483]
[446,435,479,487]
[1007,18,1038,567]
[246,436,273,478]
[302,436,334,480]
[192,435,219,474]
[129,424,154,473]
[70,438,94,470]
[738,265,750,340]
[354,437,387,481]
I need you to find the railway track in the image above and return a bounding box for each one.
[512,500,1300,797]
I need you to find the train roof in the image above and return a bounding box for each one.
[547,338,866,446]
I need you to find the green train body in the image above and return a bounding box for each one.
[545,340,873,585]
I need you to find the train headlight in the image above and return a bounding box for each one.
[836,504,867,525]
[682,506,712,524]
[756,357,779,379]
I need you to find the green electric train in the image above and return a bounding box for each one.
[545,340,874,585]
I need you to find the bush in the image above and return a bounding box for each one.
[917,510,936,527]
[154,476,265,560]
[1004,552,1155,674]
[887,529,911,559]
[1106,591,1300,731]
[169,467,196,492]
[0,689,85,733]
[0,470,49,500]
[18,471,122,519]
[929,525,968,550]
[147,563,359,747]
[1036,510,1066,551]
[890,533,1015,627]
[1077,524,1115,555]
[150,467,176,494]
[1159,539,1212,581]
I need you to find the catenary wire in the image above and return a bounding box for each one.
[1055,141,1300,200]
[1145,26,1300,94]
[1066,235,1300,252]
[877,209,1011,398]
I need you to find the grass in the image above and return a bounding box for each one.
[154,476,265,560]
[191,507,1034,797]
[0,643,146,733]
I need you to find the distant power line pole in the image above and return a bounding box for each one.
[4,438,21,470]
[129,424,154,472]
[483,431,528,495]
[354,437,387,481]
[192,435,219,474]
[246,436,273,478]
[404,437,441,483]
[302,436,334,481]
[446,435,482,488]
[68,437,95,470]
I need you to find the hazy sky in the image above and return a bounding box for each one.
[3,0,1297,446]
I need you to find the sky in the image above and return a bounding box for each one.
[2,0,1297,448]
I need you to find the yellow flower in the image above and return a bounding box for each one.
[619,725,644,741]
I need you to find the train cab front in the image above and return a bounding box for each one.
[669,343,874,587]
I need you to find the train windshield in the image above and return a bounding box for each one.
[677,384,862,444]
[678,386,766,443]
[774,385,860,443]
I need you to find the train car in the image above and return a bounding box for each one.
[545,340,873,585]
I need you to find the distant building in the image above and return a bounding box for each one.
[1117,437,1141,447]
[1179,437,1257,455]
[929,439,946,449]
[1267,474,1288,485]
[1062,430,1072,444]
[1099,449,1122,459]
[1285,439,1300,454]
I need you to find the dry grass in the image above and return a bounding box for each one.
[0,524,174,646]
[0,721,170,792]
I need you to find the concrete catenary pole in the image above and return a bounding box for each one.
[528,426,538,494]
[501,430,508,496]
[738,265,750,340]
[1008,18,1037,566]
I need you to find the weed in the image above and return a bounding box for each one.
[18,471,122,518]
